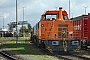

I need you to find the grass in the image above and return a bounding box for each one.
[0,37,30,41]
[0,37,59,60]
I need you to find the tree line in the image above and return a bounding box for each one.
[0,23,32,37]
[19,23,32,33]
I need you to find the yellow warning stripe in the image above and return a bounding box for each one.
[62,31,68,51]
[62,38,68,51]
[75,45,81,51]
[46,46,52,53]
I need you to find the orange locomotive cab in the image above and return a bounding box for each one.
[33,7,81,52]
[39,7,73,40]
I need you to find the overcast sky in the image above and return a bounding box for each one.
[0,0,90,29]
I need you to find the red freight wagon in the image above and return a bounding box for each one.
[88,13,90,41]
[72,15,89,49]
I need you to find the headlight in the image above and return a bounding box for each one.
[72,41,79,45]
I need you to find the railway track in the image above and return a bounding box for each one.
[44,50,90,60]
[53,52,90,60]
[0,39,16,60]
[0,51,16,60]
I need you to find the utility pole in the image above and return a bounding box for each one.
[16,0,18,44]
[84,6,88,15]
[22,6,26,37]
[0,16,4,29]
[0,16,4,37]
[3,17,4,29]
[71,13,74,18]
[69,0,70,18]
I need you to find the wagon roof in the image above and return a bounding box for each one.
[72,15,82,21]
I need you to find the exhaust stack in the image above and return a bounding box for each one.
[59,7,63,20]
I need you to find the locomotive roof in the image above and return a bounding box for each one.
[45,10,59,15]
[43,10,68,15]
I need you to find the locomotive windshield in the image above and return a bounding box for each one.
[44,15,68,20]
[45,15,57,20]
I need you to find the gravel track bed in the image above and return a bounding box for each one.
[0,54,8,60]
[73,49,90,58]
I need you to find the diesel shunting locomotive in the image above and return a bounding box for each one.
[31,7,81,52]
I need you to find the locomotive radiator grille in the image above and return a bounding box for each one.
[58,24,68,39]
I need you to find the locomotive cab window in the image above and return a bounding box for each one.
[63,15,68,20]
[45,15,57,20]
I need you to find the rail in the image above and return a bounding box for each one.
[0,51,16,60]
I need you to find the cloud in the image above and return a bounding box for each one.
[70,0,90,17]
[0,0,15,8]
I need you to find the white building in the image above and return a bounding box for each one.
[0,28,8,37]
